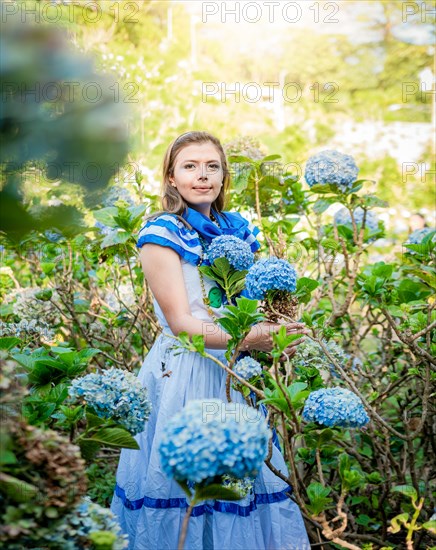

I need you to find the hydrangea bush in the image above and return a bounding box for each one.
[46,497,129,550]
[69,367,152,435]
[158,399,270,483]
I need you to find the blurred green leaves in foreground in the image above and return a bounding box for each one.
[0,0,130,236]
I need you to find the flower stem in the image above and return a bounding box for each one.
[178,500,196,550]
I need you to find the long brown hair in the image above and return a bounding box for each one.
[143,131,230,229]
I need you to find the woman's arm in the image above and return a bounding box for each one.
[139,244,308,353]
[139,243,231,349]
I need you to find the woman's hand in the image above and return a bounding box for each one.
[242,321,309,355]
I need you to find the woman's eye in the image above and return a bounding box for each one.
[208,164,220,171]
[184,163,195,169]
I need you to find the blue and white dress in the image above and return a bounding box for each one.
[110,212,310,550]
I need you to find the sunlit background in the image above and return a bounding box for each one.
[2,0,435,232]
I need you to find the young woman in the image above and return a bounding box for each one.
[111,131,310,549]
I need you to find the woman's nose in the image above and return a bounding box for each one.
[198,165,208,179]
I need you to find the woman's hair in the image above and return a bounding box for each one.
[143,131,230,229]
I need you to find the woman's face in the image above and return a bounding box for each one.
[169,142,223,215]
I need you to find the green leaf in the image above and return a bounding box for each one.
[320,238,341,251]
[228,155,256,164]
[336,224,354,240]
[198,265,217,280]
[296,277,319,292]
[11,352,38,370]
[86,411,107,429]
[232,170,251,192]
[228,270,247,287]
[313,198,335,214]
[34,289,53,301]
[84,427,140,449]
[389,512,409,534]
[422,520,436,533]
[372,263,394,279]
[234,297,260,314]
[93,207,118,227]
[101,231,131,249]
[191,334,206,356]
[361,194,388,208]
[127,204,147,219]
[306,482,333,515]
[356,514,373,527]
[0,337,21,350]
[211,257,232,278]
[392,485,418,503]
[386,305,404,318]
[0,473,38,503]
[261,154,282,162]
[396,279,431,303]
[309,183,337,194]
[307,482,331,501]
[78,439,101,461]
[41,262,56,275]
[287,381,309,407]
[45,507,59,519]
[196,484,244,501]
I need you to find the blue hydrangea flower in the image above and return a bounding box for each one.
[46,497,128,550]
[245,257,297,300]
[69,368,152,435]
[334,207,379,233]
[302,388,369,428]
[406,227,435,245]
[159,399,270,483]
[207,235,254,270]
[233,356,262,380]
[305,150,359,191]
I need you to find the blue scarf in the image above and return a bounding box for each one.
[181,206,256,245]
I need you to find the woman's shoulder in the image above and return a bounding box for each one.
[141,212,193,232]
[137,211,201,264]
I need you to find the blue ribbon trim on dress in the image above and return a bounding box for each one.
[114,483,293,517]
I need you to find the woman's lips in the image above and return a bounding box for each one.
[193,187,212,192]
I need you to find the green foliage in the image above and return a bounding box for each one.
[306,482,333,516]
[199,257,248,304]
